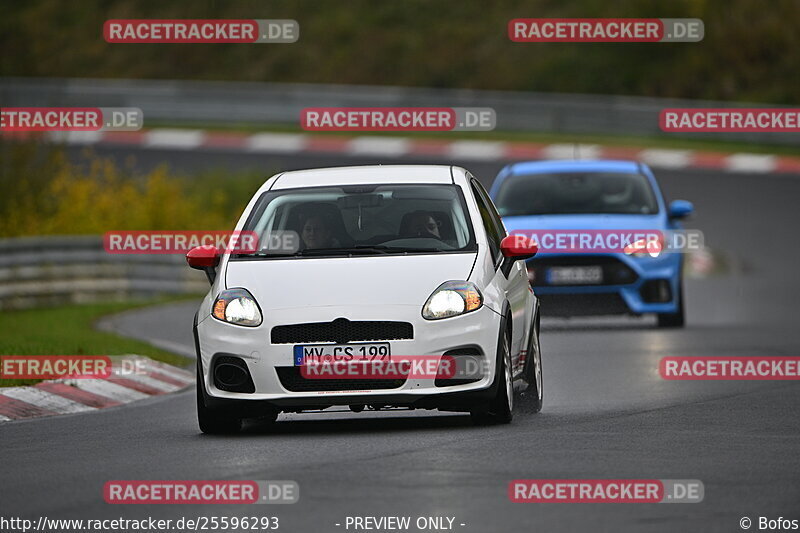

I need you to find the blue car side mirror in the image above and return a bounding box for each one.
[668,200,694,219]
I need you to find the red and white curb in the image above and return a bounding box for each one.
[5,129,800,174]
[0,355,193,422]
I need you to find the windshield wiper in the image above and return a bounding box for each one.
[293,245,445,254]
[235,246,390,258]
[300,246,391,255]
[354,245,445,253]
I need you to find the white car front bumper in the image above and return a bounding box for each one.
[196,303,502,408]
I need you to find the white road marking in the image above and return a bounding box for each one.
[542,143,602,160]
[448,141,506,160]
[638,149,692,169]
[725,153,777,173]
[348,137,410,157]
[46,131,104,144]
[144,364,194,384]
[247,133,307,153]
[64,379,150,402]
[110,367,180,392]
[120,355,194,383]
[144,129,205,149]
[0,387,95,414]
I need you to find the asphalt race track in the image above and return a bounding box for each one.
[2,145,799,532]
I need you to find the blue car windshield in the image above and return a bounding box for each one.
[495,172,659,216]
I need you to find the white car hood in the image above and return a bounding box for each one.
[224,253,477,311]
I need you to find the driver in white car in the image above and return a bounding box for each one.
[402,210,441,239]
[300,213,339,249]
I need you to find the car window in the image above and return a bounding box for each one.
[494,172,660,216]
[472,177,507,240]
[234,183,477,258]
[470,179,503,265]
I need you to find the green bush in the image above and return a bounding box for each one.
[0,140,268,237]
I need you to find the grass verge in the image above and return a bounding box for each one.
[0,299,193,387]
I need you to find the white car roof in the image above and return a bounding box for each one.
[268,165,458,191]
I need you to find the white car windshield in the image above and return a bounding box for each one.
[234,183,477,258]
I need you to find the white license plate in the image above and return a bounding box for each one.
[546,266,603,285]
[293,343,391,366]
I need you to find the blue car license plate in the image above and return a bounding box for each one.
[546,266,603,285]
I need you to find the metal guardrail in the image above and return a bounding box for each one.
[0,236,207,310]
[1,77,797,145]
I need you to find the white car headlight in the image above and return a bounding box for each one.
[212,288,262,327]
[422,281,483,320]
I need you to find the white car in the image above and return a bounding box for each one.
[188,165,542,433]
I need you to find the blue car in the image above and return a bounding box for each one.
[490,160,693,328]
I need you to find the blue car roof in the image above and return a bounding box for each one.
[490,159,652,197]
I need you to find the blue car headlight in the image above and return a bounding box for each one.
[624,237,663,258]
